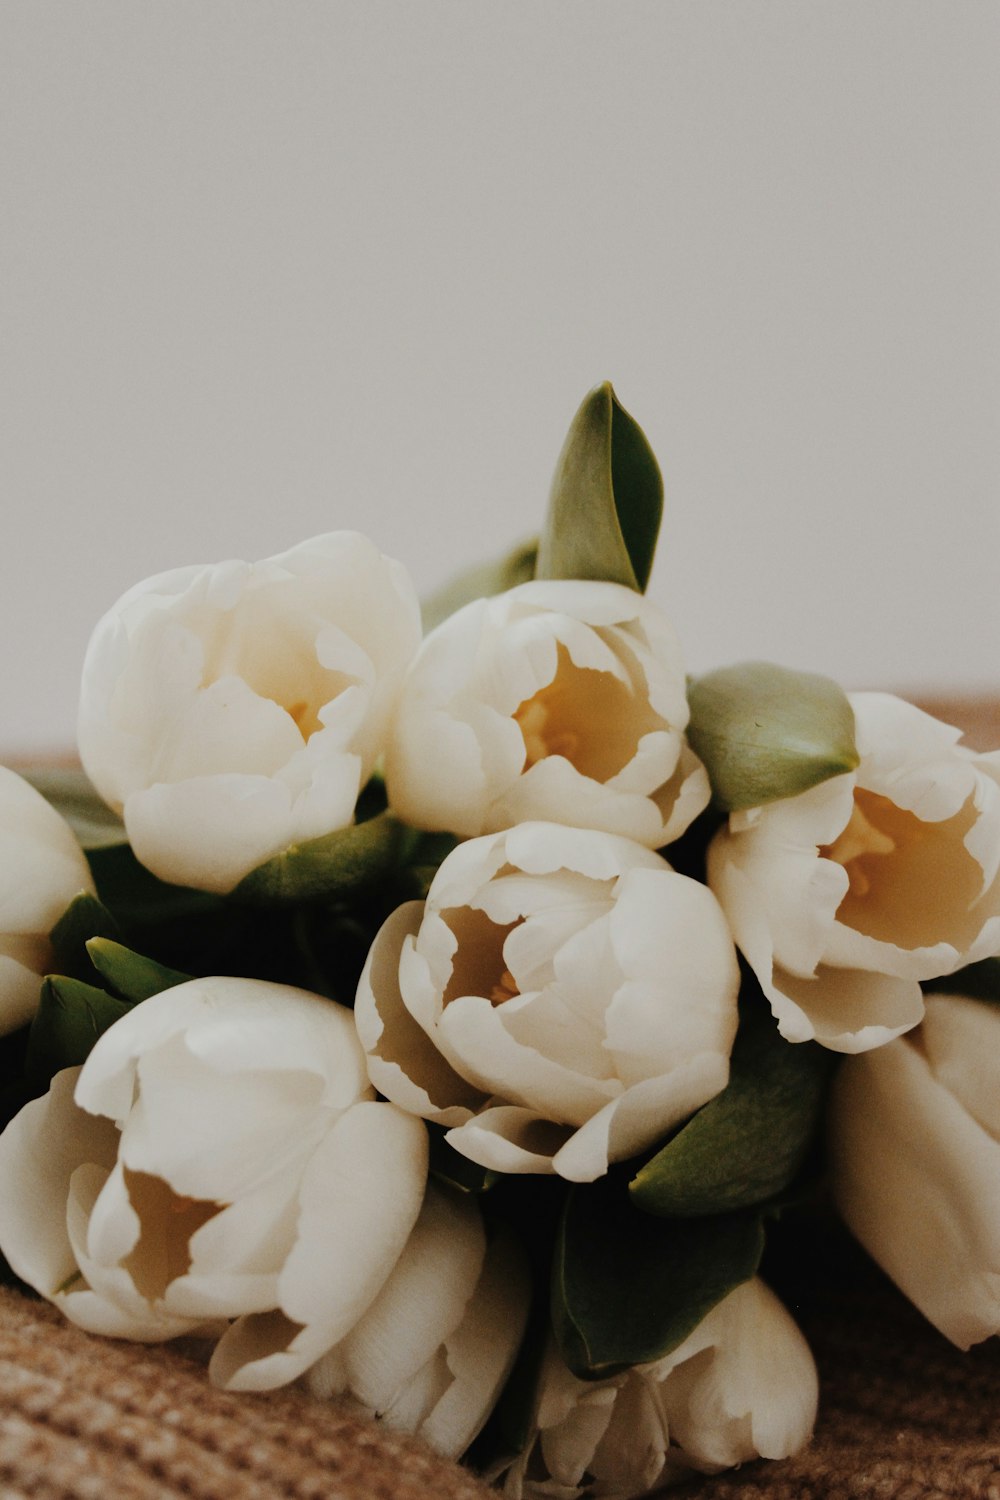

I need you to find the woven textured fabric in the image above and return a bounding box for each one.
[1,1225,998,1500]
[0,1284,493,1500]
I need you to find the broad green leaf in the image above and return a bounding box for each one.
[26,975,133,1083]
[232,811,406,905]
[86,938,191,1003]
[535,383,663,593]
[924,957,1000,1006]
[629,990,834,1217]
[22,767,127,849]
[49,892,121,981]
[422,539,538,633]
[687,661,859,812]
[427,1125,499,1195]
[552,1174,764,1378]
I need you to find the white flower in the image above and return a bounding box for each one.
[829,992,1000,1349]
[384,580,709,847]
[356,822,740,1182]
[0,976,428,1390]
[0,765,95,1035]
[77,532,422,894]
[306,1183,530,1459]
[707,693,1000,1052]
[502,1278,818,1499]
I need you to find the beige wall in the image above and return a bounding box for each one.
[2,1,998,753]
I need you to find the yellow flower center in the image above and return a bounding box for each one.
[820,787,982,947]
[512,642,659,782]
[121,1168,224,1301]
[441,907,523,1008]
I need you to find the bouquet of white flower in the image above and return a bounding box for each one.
[1,384,997,1498]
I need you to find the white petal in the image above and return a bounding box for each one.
[829,1031,1000,1348]
[333,1184,485,1414]
[922,994,1000,1140]
[656,1279,817,1468]
[419,1229,531,1458]
[210,1101,427,1390]
[123,775,295,893]
[355,902,484,1122]
[0,1068,117,1297]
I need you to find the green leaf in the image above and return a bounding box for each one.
[232,810,407,905]
[536,383,663,593]
[49,892,121,981]
[26,975,133,1083]
[629,989,835,1217]
[924,957,1000,1006]
[86,938,191,1003]
[552,1174,765,1378]
[21,767,127,850]
[422,539,538,633]
[687,661,859,812]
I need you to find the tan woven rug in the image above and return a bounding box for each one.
[1,1223,997,1500]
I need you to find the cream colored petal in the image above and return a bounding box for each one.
[492,755,667,848]
[0,951,47,1036]
[829,1037,1000,1347]
[437,994,618,1124]
[419,1229,531,1459]
[552,1054,730,1183]
[605,869,739,1082]
[776,963,924,1053]
[0,1068,117,1298]
[123,775,295,893]
[76,976,370,1123]
[210,1101,427,1390]
[922,994,1000,1140]
[657,1279,817,1469]
[334,1185,485,1414]
[445,1107,571,1174]
[355,903,484,1122]
[589,1371,668,1497]
[0,766,96,930]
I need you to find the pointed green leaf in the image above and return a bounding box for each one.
[49,892,121,981]
[22,767,127,849]
[422,539,538,633]
[629,991,835,1217]
[687,661,859,812]
[232,810,406,905]
[86,938,191,1003]
[552,1174,765,1378]
[26,975,133,1083]
[536,383,663,593]
[924,957,1000,1005]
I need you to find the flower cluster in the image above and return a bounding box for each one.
[0,384,997,1498]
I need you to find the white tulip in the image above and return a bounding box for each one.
[0,765,95,1035]
[356,822,740,1182]
[0,977,428,1389]
[77,532,422,894]
[829,992,1000,1349]
[385,580,709,848]
[707,693,1000,1052]
[502,1278,818,1498]
[306,1183,530,1459]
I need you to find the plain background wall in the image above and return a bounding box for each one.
[2,1,998,754]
